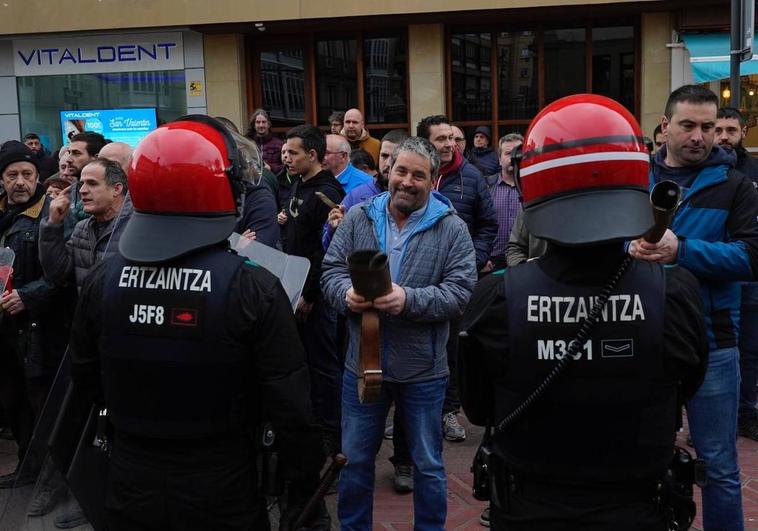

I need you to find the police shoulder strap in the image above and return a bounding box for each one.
[496,254,633,433]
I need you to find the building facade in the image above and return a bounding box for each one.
[0,0,746,150]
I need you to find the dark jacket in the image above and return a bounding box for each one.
[436,158,498,270]
[281,170,345,302]
[736,145,758,186]
[467,147,499,176]
[235,183,279,248]
[252,133,284,175]
[0,188,71,377]
[652,146,758,349]
[33,148,57,180]
[459,244,708,482]
[69,245,323,480]
[39,196,133,288]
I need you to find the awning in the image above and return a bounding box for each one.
[681,33,758,83]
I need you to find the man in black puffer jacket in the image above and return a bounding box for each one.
[0,142,71,487]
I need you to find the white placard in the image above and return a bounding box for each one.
[13,32,184,77]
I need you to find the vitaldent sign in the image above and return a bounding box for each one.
[13,32,184,76]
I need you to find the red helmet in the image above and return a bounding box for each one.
[119,115,246,262]
[515,94,653,246]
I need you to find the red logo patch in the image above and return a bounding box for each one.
[171,308,198,327]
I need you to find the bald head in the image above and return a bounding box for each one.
[98,142,133,172]
[343,108,365,141]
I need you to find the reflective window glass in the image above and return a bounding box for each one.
[497,32,538,120]
[260,49,306,127]
[316,39,357,125]
[591,26,635,113]
[451,33,492,121]
[543,28,586,105]
[364,36,407,124]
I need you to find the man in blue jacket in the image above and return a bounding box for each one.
[630,85,758,531]
[321,137,476,530]
[417,114,497,442]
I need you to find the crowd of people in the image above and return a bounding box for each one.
[0,87,756,530]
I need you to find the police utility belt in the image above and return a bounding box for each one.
[348,251,392,403]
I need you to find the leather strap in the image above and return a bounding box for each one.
[357,309,382,403]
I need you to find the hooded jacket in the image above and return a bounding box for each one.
[321,191,476,382]
[281,169,345,302]
[467,147,500,176]
[651,145,758,349]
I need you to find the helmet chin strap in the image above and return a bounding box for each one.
[511,144,524,201]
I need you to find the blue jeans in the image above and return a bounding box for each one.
[739,282,758,420]
[339,371,447,531]
[687,346,743,530]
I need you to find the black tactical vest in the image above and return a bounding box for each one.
[497,259,676,483]
[101,246,250,439]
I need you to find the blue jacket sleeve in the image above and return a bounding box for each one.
[678,174,758,280]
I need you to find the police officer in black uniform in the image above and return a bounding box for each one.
[460,95,708,530]
[68,116,324,530]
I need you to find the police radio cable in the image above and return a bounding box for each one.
[496,253,633,433]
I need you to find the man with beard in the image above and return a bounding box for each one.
[322,136,476,530]
[715,107,758,443]
[22,133,57,179]
[246,108,283,174]
[341,108,380,165]
[0,142,69,488]
[715,107,758,184]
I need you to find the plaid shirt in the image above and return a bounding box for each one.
[487,174,521,261]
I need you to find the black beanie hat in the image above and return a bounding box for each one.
[0,141,38,176]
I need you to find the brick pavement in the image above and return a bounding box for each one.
[2,414,758,529]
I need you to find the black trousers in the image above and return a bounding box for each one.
[489,473,667,531]
[0,341,35,464]
[105,434,269,531]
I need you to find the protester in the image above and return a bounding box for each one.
[279,125,345,458]
[630,85,758,530]
[23,133,57,179]
[0,141,70,489]
[341,108,380,164]
[246,108,284,174]
[467,125,499,175]
[324,134,372,194]
[322,136,476,530]
[484,133,522,271]
[329,111,345,134]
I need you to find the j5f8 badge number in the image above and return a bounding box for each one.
[129,304,165,325]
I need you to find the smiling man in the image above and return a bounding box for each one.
[322,136,476,530]
[630,85,758,531]
[40,158,131,289]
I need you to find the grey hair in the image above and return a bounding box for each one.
[499,133,524,155]
[391,136,441,180]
